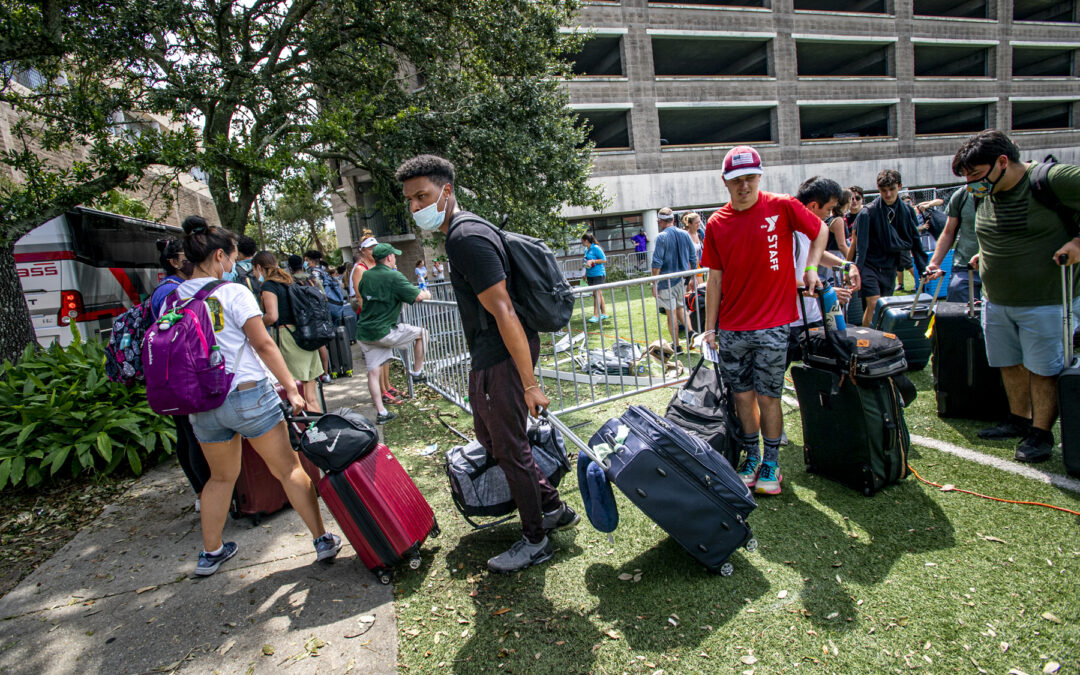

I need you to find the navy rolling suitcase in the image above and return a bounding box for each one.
[871,277,937,371]
[931,268,1009,421]
[547,407,757,576]
[1059,261,1080,477]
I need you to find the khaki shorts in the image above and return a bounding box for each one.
[657,280,686,313]
[358,323,426,370]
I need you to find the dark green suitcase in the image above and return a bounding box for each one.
[791,364,911,496]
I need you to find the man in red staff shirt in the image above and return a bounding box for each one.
[702,146,828,495]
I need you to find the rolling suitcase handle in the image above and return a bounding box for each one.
[908,274,941,320]
[1062,253,1071,369]
[541,409,611,470]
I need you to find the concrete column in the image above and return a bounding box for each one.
[643,209,659,265]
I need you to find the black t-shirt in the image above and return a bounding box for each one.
[446,212,537,371]
[260,279,294,326]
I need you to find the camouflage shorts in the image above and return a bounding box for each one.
[715,325,789,398]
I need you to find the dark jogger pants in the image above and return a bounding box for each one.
[468,338,562,543]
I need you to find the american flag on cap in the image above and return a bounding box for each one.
[722,146,763,180]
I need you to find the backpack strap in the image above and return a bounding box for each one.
[1029,155,1079,238]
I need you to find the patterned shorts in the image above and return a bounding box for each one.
[716,325,790,398]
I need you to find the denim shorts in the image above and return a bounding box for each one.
[190,378,284,444]
[982,298,1080,377]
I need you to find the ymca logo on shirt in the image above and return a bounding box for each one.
[763,216,780,271]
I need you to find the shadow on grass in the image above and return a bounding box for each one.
[582,539,767,652]
[751,466,956,631]
[437,525,598,674]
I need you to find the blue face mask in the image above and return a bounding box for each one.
[965,162,1005,199]
[220,258,237,282]
[411,189,448,232]
[257,273,265,283]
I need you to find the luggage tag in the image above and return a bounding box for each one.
[679,389,706,407]
[702,343,720,364]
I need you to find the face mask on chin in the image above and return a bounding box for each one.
[220,255,237,282]
[412,189,448,232]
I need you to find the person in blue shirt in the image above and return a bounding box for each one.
[651,207,696,351]
[582,233,608,323]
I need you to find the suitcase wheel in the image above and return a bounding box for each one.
[745,538,758,553]
[408,555,422,571]
[718,562,734,577]
[376,568,394,585]
[431,519,441,538]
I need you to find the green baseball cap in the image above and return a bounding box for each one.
[372,243,402,260]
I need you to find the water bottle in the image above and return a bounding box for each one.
[209,345,223,367]
[120,333,131,349]
[821,284,846,332]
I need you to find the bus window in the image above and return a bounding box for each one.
[68,211,174,268]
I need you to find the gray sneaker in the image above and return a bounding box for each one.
[196,541,238,576]
[487,536,553,574]
[314,533,342,561]
[541,503,581,532]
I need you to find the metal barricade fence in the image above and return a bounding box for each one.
[397,269,706,416]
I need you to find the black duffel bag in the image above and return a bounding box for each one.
[665,357,742,468]
[445,417,571,529]
[298,408,379,473]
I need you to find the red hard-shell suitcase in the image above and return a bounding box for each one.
[231,441,322,522]
[318,443,439,584]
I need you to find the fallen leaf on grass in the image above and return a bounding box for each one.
[777,590,788,599]
[604,629,621,640]
[136,586,157,594]
[492,608,511,616]
[617,573,633,581]
[1008,669,1029,675]
[740,654,758,665]
[977,533,1008,544]
[1041,612,1062,624]
[826,612,839,620]
[1000,642,1010,653]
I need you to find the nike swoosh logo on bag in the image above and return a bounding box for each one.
[326,431,342,454]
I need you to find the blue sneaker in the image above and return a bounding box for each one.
[315,533,342,561]
[755,462,783,495]
[196,541,238,576]
[737,455,761,489]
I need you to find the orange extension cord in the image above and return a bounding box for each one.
[906,463,1080,517]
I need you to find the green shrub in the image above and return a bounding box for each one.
[0,329,175,490]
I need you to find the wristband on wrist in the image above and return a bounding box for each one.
[804,266,817,273]
[524,384,541,393]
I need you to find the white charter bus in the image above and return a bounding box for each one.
[16,207,182,346]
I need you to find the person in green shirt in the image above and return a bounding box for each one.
[949,129,1080,464]
[356,243,431,423]
[926,185,982,303]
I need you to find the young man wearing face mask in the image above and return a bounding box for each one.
[949,130,1080,463]
[396,154,580,574]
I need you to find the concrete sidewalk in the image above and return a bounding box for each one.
[0,353,399,674]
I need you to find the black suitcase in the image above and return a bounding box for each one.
[791,364,911,496]
[871,277,937,371]
[797,291,909,379]
[931,269,1009,421]
[328,320,353,378]
[548,407,757,576]
[664,358,741,467]
[1059,261,1080,477]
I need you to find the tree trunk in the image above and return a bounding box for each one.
[309,220,325,255]
[0,243,37,366]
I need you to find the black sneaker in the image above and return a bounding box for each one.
[376,410,397,424]
[410,370,427,384]
[487,536,554,574]
[541,503,581,532]
[1015,427,1053,463]
[978,415,1031,440]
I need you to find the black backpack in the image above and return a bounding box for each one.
[449,213,574,333]
[286,282,335,351]
[1029,155,1080,238]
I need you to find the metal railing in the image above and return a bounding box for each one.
[398,269,706,415]
[558,252,655,282]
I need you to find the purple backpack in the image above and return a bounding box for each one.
[142,280,235,416]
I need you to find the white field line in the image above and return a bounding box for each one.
[780,395,1080,495]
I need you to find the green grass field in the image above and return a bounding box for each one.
[381,287,1079,674]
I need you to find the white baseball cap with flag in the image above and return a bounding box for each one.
[360,237,378,248]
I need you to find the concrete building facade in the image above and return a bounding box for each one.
[564,0,1080,257]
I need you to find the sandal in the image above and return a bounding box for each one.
[382,392,403,405]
